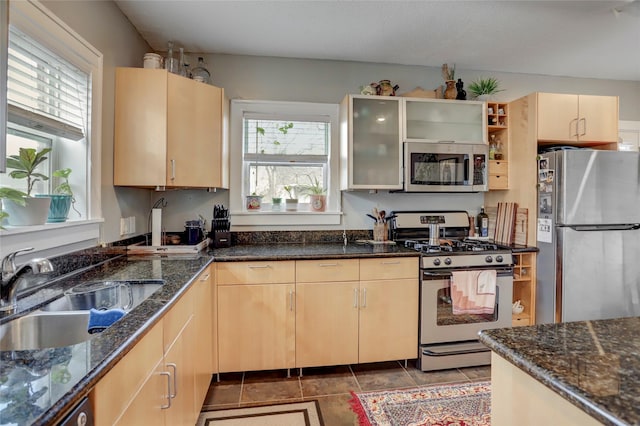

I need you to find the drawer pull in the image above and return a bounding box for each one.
[318,263,339,267]
[289,289,295,311]
[361,288,367,308]
[353,288,358,308]
[200,273,210,281]
[381,261,400,265]
[166,363,177,398]
[248,265,271,269]
[160,371,172,409]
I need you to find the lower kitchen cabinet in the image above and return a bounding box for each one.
[91,267,212,425]
[193,265,214,408]
[358,258,419,363]
[512,252,537,326]
[216,261,296,372]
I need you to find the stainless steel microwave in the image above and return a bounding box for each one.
[401,142,488,192]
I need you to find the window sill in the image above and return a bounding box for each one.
[0,219,104,258]
[232,211,342,226]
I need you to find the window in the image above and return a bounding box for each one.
[230,100,341,226]
[1,0,103,259]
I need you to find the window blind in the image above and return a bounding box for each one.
[7,25,89,140]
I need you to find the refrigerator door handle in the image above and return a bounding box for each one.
[567,224,640,232]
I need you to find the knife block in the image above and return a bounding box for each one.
[212,231,231,248]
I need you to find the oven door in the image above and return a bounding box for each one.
[403,142,488,192]
[420,267,513,345]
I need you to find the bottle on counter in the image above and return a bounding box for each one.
[489,135,496,160]
[191,57,210,83]
[477,206,489,238]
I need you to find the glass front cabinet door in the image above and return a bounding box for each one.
[403,98,487,144]
[340,95,403,190]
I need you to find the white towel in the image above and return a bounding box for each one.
[451,270,497,315]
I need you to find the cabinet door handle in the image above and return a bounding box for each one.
[569,118,578,137]
[166,363,177,398]
[200,273,210,281]
[361,288,367,308]
[289,289,295,311]
[579,118,587,136]
[353,288,358,308]
[318,263,339,267]
[381,260,400,265]
[248,265,271,269]
[170,159,176,181]
[160,371,172,409]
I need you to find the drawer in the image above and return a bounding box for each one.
[163,288,193,351]
[489,160,508,175]
[359,257,418,281]
[217,261,295,285]
[296,259,359,283]
[489,174,509,190]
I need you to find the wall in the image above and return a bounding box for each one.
[41,0,152,243]
[154,53,640,233]
[33,3,640,239]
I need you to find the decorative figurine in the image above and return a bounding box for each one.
[456,78,467,100]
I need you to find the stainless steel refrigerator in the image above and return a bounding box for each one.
[536,149,640,323]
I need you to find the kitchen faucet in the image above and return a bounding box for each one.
[0,248,54,315]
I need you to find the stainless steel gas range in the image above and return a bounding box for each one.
[390,210,514,371]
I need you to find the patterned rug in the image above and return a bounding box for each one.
[197,400,324,426]
[349,381,491,426]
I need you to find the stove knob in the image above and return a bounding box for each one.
[496,255,504,263]
[485,256,493,263]
[444,258,452,265]
[432,258,441,266]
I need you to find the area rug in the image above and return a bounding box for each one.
[197,400,324,426]
[349,381,491,426]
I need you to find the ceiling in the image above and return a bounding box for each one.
[114,0,640,81]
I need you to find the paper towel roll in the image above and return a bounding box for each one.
[152,209,162,246]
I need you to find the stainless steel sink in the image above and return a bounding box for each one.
[0,311,94,351]
[41,279,164,312]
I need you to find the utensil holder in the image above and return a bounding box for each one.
[373,223,388,242]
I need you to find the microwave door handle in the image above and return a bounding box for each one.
[464,157,469,182]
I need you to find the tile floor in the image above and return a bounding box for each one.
[200,360,491,425]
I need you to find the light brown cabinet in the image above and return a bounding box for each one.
[114,67,228,189]
[537,93,618,146]
[512,252,537,327]
[487,102,509,190]
[91,267,212,425]
[295,257,418,369]
[295,259,360,367]
[216,261,296,372]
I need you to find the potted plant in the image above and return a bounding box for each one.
[468,77,503,100]
[283,185,298,211]
[302,175,326,212]
[0,188,27,229]
[271,197,283,211]
[35,168,80,222]
[1,147,52,226]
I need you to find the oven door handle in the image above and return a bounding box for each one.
[422,271,452,278]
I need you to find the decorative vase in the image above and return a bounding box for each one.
[245,195,262,211]
[36,194,72,222]
[2,196,51,226]
[444,80,457,100]
[309,194,326,212]
[285,198,298,211]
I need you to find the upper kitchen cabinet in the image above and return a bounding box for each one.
[340,95,403,190]
[404,98,487,144]
[114,67,229,189]
[536,93,619,147]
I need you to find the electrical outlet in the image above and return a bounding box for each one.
[129,216,136,234]
[120,218,126,235]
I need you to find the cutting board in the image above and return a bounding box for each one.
[514,208,528,246]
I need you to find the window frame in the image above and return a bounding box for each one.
[230,100,341,227]
[0,0,103,259]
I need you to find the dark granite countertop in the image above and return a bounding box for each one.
[211,241,419,261]
[0,240,418,425]
[479,318,640,426]
[0,253,212,426]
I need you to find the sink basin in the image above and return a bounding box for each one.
[42,279,164,312]
[0,311,94,351]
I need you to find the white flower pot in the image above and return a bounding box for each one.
[2,197,51,226]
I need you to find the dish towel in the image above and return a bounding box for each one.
[87,308,126,334]
[450,270,497,315]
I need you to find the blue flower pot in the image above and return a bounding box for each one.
[36,194,72,222]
